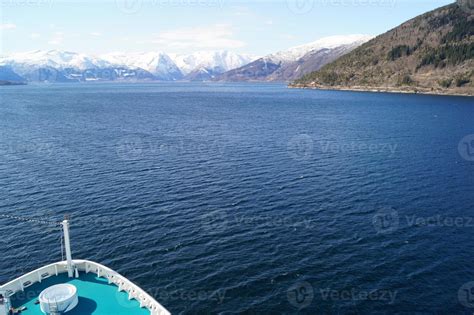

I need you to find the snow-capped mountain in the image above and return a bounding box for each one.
[170,51,256,80]
[0,50,111,70]
[267,34,373,64]
[0,36,373,83]
[218,34,374,82]
[100,52,183,80]
[0,50,255,82]
[0,50,118,82]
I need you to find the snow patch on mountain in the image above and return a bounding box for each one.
[0,50,111,70]
[170,51,257,75]
[267,34,374,63]
[0,50,255,81]
[100,52,183,80]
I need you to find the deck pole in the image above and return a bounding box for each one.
[62,220,74,278]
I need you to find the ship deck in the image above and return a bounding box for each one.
[10,272,151,315]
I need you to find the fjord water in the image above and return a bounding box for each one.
[0,83,473,314]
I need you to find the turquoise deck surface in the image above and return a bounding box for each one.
[10,273,151,315]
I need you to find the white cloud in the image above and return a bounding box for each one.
[48,32,64,45]
[30,33,41,39]
[149,24,245,50]
[90,32,102,37]
[0,23,16,30]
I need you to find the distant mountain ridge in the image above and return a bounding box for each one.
[170,51,256,81]
[0,35,372,84]
[0,50,257,83]
[292,1,474,95]
[217,35,373,82]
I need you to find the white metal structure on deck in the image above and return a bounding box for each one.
[0,218,170,315]
[0,260,170,315]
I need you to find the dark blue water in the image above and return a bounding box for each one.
[0,83,473,314]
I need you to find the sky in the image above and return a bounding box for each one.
[0,0,455,56]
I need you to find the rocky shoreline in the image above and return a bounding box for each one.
[288,84,474,97]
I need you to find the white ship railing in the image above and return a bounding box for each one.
[0,260,170,315]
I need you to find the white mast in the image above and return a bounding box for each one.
[61,219,74,278]
[0,290,11,315]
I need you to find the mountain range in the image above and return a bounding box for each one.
[217,35,373,81]
[292,1,473,96]
[0,35,372,84]
[0,50,256,82]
